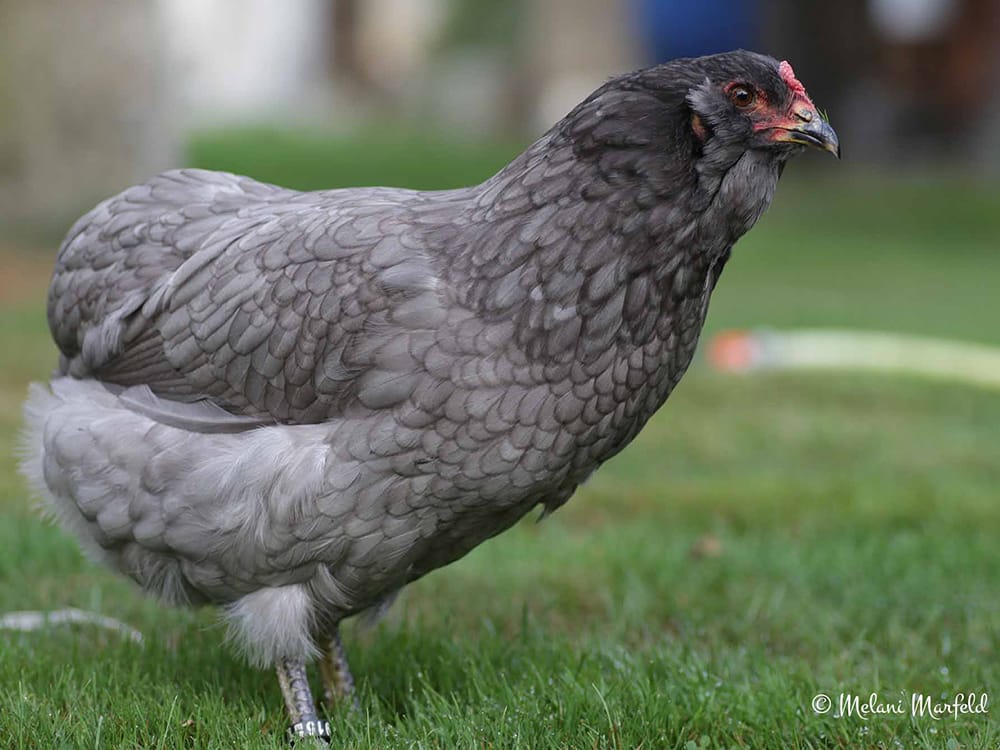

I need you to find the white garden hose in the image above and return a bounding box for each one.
[707,329,1000,391]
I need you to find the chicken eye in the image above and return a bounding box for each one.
[728,85,756,109]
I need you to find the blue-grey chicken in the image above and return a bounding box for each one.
[21,50,838,740]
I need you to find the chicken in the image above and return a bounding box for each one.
[21,50,838,740]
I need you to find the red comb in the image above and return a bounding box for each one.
[779,60,813,106]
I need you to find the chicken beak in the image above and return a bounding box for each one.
[772,106,841,158]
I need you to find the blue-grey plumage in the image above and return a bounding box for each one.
[20,50,837,733]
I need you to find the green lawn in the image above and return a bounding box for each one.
[2,130,999,749]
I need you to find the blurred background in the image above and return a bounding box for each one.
[2,3,1000,746]
[1,0,999,225]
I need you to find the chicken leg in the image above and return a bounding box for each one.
[276,657,331,742]
[318,628,359,712]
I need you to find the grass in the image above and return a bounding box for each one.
[2,129,1000,748]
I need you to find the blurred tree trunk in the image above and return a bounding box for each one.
[331,0,362,84]
[527,0,637,130]
[0,0,179,227]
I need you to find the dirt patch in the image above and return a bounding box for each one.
[0,244,54,308]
